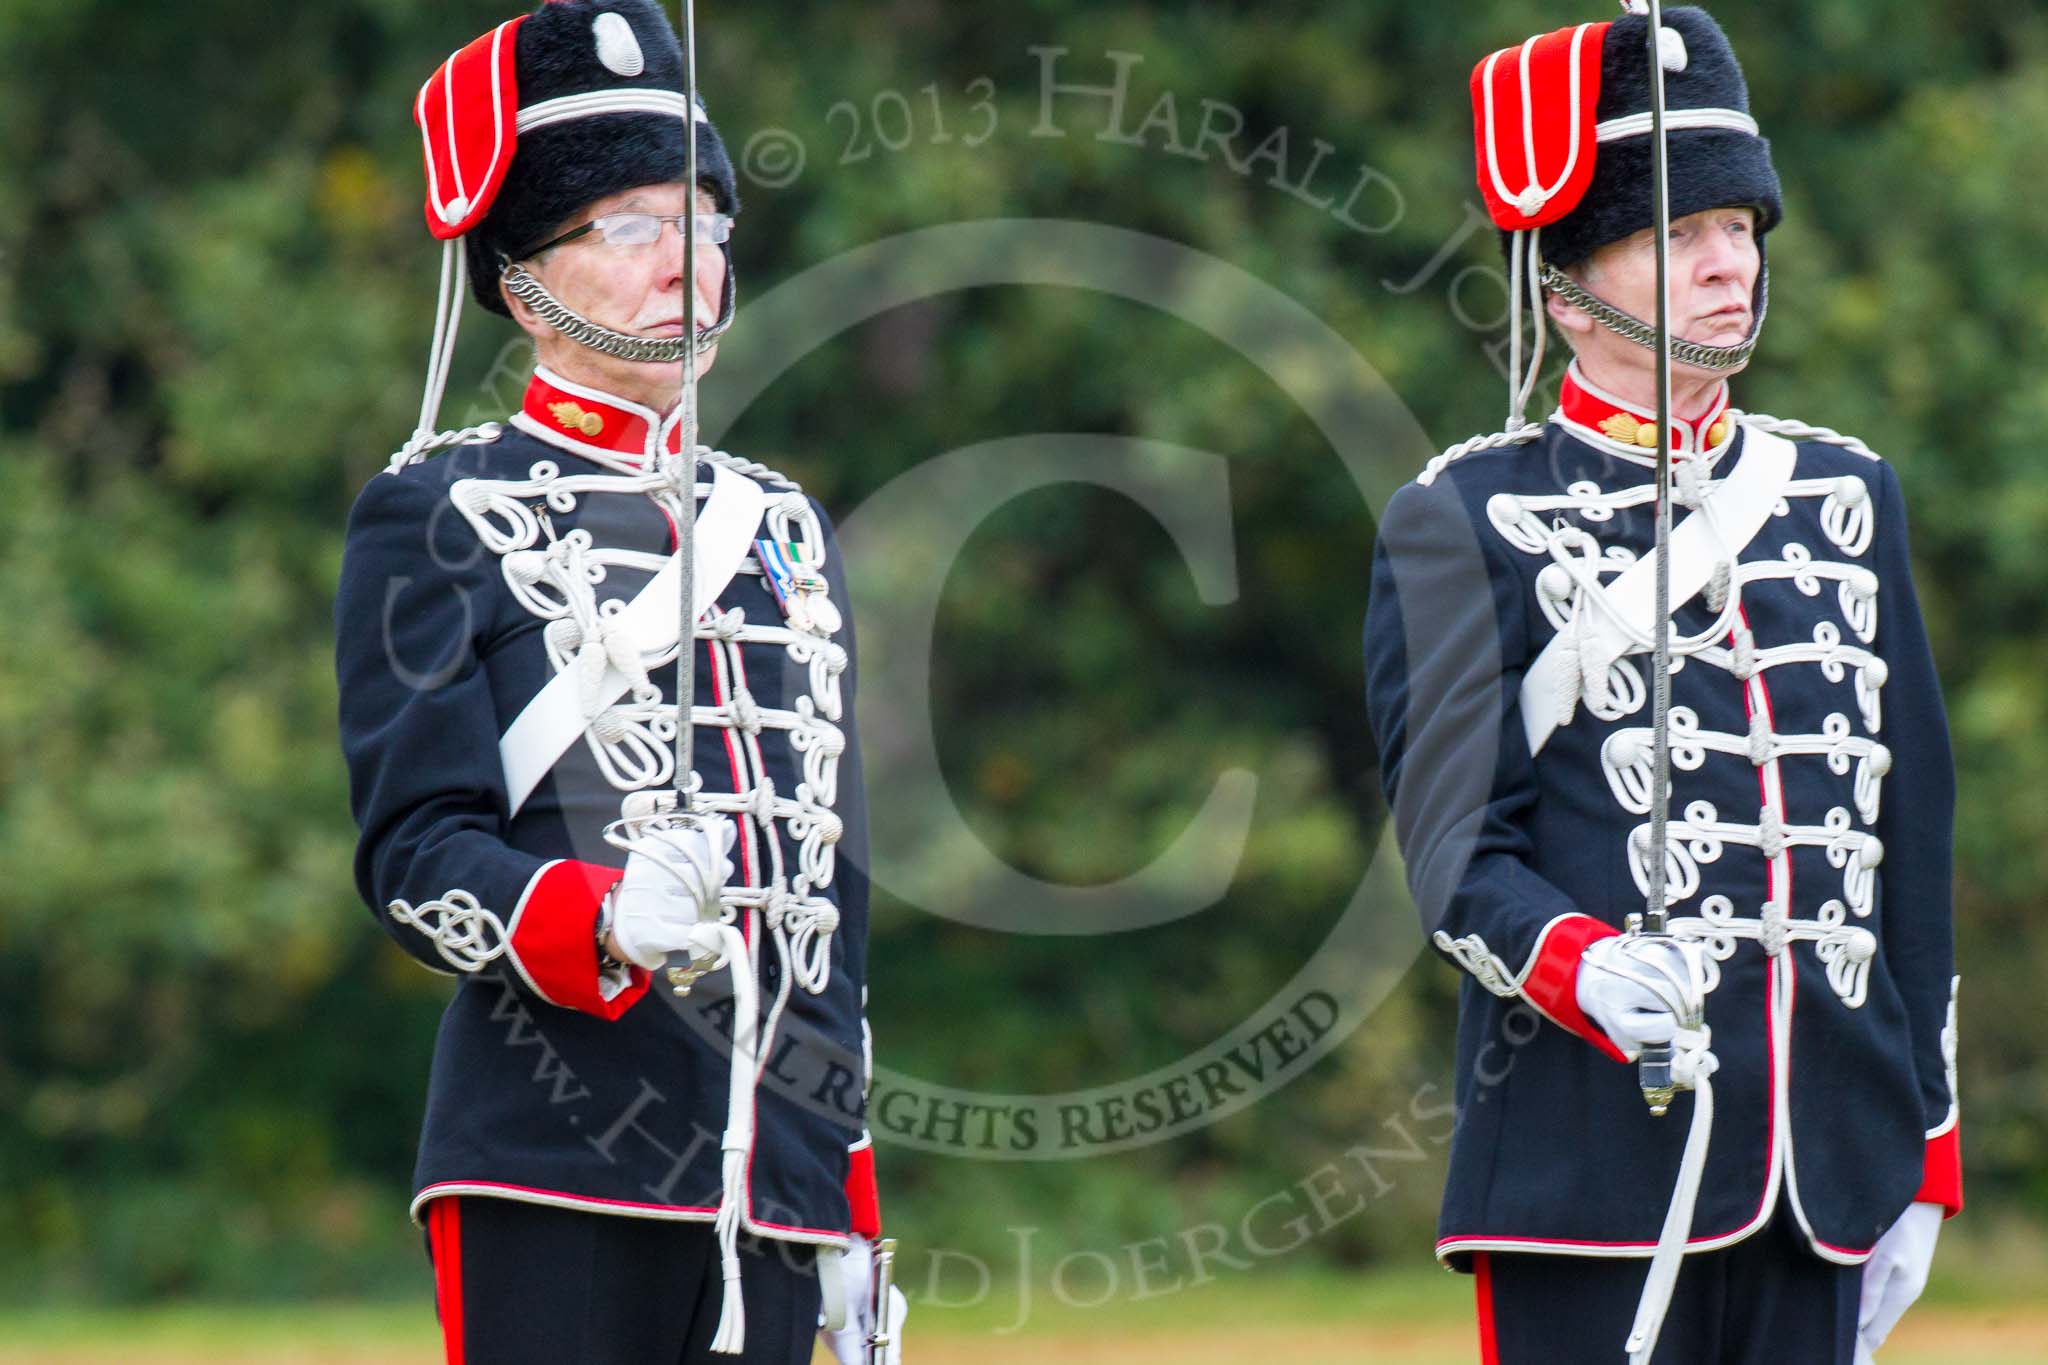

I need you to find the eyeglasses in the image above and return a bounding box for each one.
[522,211,735,257]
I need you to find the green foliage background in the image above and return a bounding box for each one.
[1,0,2043,1305]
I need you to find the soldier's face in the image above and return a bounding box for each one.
[1552,205,1761,379]
[512,180,729,394]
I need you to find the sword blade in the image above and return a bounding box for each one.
[1640,0,1678,1108]
[674,0,700,817]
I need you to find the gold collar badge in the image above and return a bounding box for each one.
[1598,411,1658,447]
[548,400,606,438]
[1596,411,1730,449]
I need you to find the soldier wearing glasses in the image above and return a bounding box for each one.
[334,2,902,1360]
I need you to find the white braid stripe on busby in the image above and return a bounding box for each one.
[1596,107,1758,142]
[515,87,704,135]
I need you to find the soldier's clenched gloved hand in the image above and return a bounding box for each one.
[1576,934,1707,1060]
[606,819,736,970]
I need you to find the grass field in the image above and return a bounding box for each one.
[1,1267,2043,1365]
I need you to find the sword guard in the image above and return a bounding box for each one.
[603,785,707,855]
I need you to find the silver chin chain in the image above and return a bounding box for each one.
[1539,261,1768,371]
[501,264,735,363]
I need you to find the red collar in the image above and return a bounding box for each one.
[1556,361,1733,458]
[511,367,688,468]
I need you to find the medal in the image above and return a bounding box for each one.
[755,538,841,635]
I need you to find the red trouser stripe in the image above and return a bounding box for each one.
[1474,1251,1500,1365]
[429,1198,466,1365]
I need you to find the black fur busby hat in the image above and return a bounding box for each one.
[465,0,740,316]
[1540,7,1781,268]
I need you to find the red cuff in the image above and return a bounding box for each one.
[1915,1123,1963,1218]
[1520,914,1629,1064]
[845,1139,881,1240]
[504,860,648,1020]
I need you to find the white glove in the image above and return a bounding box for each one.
[821,1236,906,1365]
[1576,934,1708,1060]
[606,819,735,971]
[1854,1201,1942,1362]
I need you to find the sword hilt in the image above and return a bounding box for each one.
[653,789,718,999]
[1639,1042,1677,1116]
[602,788,722,997]
[1625,913,1680,1115]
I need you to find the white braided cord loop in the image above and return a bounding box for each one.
[1414,423,1546,487]
[386,422,507,474]
[386,890,509,973]
[1732,412,1879,462]
[702,448,801,491]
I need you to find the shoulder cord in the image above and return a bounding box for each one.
[1730,411,1879,462]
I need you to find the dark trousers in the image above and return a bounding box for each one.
[1474,1208,1860,1364]
[424,1195,823,1365]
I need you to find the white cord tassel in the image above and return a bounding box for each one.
[1515,228,1548,423]
[1505,229,1527,429]
[389,239,466,469]
[700,919,759,1355]
[709,1142,750,1352]
[422,239,464,434]
[1625,1029,1718,1363]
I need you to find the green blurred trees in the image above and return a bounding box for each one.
[1,0,2043,1301]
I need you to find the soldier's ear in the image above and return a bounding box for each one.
[1546,281,1595,340]
[500,265,549,341]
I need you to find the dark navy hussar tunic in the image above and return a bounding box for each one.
[335,367,881,1245]
[1363,363,1960,1267]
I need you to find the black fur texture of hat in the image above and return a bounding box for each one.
[1538,6,1781,270]
[466,0,740,316]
